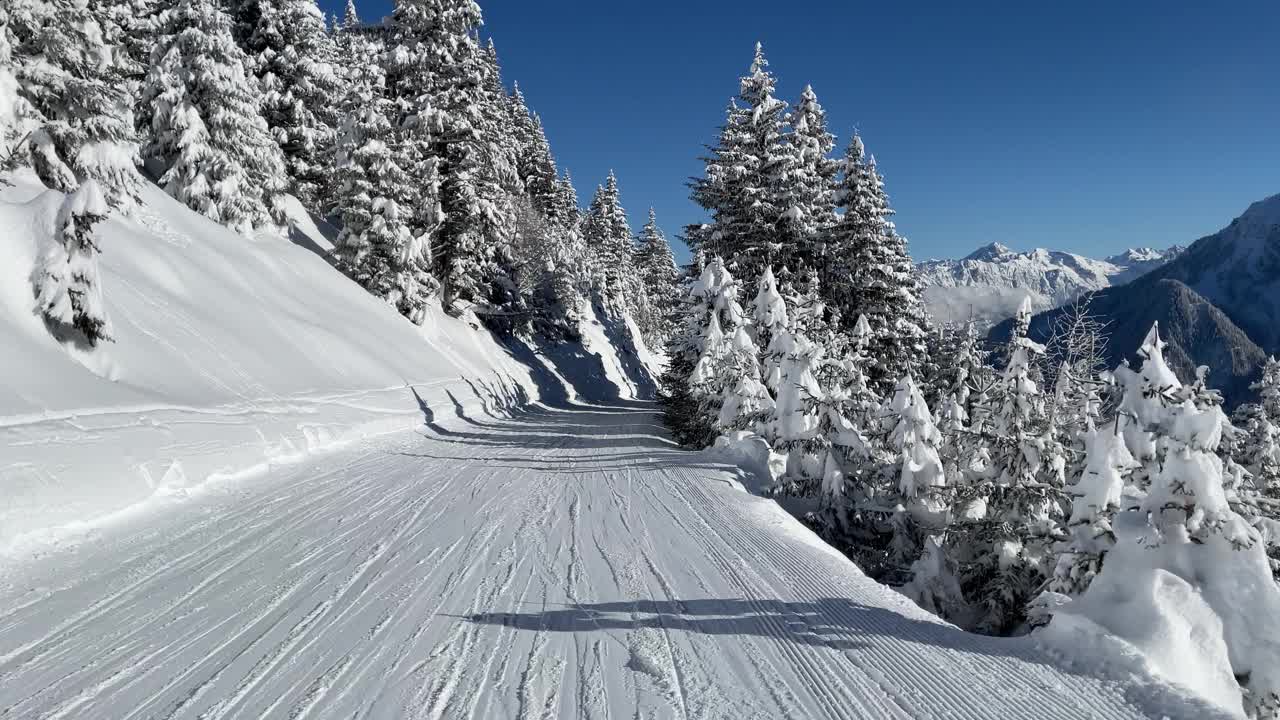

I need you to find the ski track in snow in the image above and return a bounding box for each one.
[0,401,1181,719]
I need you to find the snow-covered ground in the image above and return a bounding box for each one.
[0,396,1222,719]
[0,172,1234,718]
[0,174,558,549]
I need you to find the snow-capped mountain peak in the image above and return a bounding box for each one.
[962,241,1015,262]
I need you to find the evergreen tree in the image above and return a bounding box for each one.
[1235,357,1280,579]
[227,0,341,208]
[142,0,286,233]
[689,43,791,290]
[751,265,789,393]
[384,0,508,312]
[330,63,437,322]
[826,134,928,389]
[549,170,580,230]
[342,0,360,27]
[633,208,681,347]
[581,171,635,311]
[8,0,141,344]
[946,309,1064,634]
[768,327,824,492]
[778,83,837,279]
[661,257,747,447]
[507,83,561,220]
[1048,419,1136,597]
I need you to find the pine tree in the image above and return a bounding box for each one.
[330,69,436,322]
[661,257,747,447]
[1234,357,1280,579]
[226,0,341,208]
[633,208,681,347]
[1047,419,1136,597]
[581,171,635,311]
[384,0,508,312]
[945,309,1064,634]
[549,170,580,230]
[508,82,561,220]
[8,0,141,344]
[778,83,837,279]
[142,0,286,233]
[689,43,791,291]
[810,314,884,541]
[751,265,789,392]
[826,134,928,389]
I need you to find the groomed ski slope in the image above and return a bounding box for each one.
[0,397,1220,720]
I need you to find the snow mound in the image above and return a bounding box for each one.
[0,175,552,549]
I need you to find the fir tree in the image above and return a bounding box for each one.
[385,0,509,312]
[751,265,789,392]
[142,0,286,233]
[581,171,635,311]
[689,43,791,290]
[826,134,928,389]
[8,0,141,344]
[1234,357,1280,579]
[226,0,341,208]
[778,83,837,279]
[1047,419,1136,597]
[633,208,681,347]
[661,257,747,447]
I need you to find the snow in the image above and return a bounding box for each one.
[0,173,1245,719]
[0,174,539,548]
[0,396,1216,719]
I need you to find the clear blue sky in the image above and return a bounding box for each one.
[328,0,1280,263]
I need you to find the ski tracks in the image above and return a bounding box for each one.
[0,402,1182,719]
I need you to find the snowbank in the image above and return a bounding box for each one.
[0,175,543,549]
[1040,509,1280,718]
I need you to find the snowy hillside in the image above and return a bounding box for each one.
[917,242,1182,327]
[0,173,655,549]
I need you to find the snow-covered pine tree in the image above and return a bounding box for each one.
[751,265,789,394]
[947,307,1064,635]
[142,0,286,234]
[507,82,562,221]
[825,133,928,389]
[661,256,749,447]
[549,170,580,230]
[226,0,341,208]
[633,208,681,348]
[768,327,825,494]
[809,314,884,542]
[1103,324,1280,715]
[581,171,637,313]
[338,0,358,26]
[689,43,790,291]
[779,83,837,281]
[710,321,771,433]
[883,375,948,567]
[329,56,438,322]
[384,0,510,313]
[8,0,141,344]
[1047,418,1136,597]
[0,16,21,167]
[1234,357,1280,579]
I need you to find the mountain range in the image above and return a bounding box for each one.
[917,243,1183,328]
[984,193,1280,409]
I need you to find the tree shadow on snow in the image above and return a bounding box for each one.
[463,597,1067,672]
